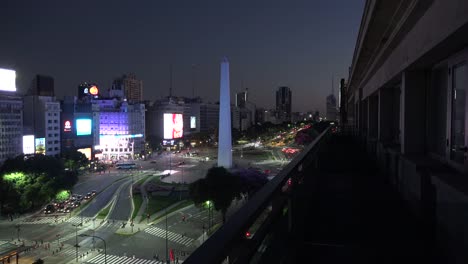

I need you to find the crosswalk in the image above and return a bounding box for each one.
[56,247,79,257]
[144,227,194,247]
[21,216,66,225]
[20,215,93,225]
[85,254,163,264]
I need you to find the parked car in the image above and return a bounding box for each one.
[44,204,55,214]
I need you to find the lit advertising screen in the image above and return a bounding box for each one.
[77,148,92,160]
[23,135,35,154]
[76,119,92,136]
[190,116,196,129]
[0,68,16,92]
[35,138,45,154]
[163,113,183,139]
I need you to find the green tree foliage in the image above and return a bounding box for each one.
[61,149,88,172]
[189,167,241,223]
[0,154,80,214]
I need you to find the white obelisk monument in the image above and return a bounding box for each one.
[217,57,233,168]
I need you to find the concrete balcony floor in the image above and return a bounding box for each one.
[259,134,434,264]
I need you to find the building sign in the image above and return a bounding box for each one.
[163,113,183,139]
[89,85,99,95]
[0,68,16,92]
[190,116,196,129]
[23,135,35,154]
[76,118,92,136]
[35,138,45,155]
[77,147,92,160]
[64,120,72,132]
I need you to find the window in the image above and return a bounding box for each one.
[450,62,467,164]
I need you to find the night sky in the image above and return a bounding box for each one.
[0,0,364,113]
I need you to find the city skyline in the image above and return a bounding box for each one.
[0,0,364,113]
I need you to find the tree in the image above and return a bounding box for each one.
[233,168,268,198]
[61,149,88,172]
[189,167,240,223]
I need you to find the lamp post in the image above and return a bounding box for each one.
[56,234,61,247]
[92,218,96,250]
[72,223,82,262]
[165,207,168,263]
[79,234,106,264]
[14,224,20,241]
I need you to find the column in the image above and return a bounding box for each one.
[400,70,427,154]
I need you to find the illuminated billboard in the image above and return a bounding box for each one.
[64,120,72,132]
[0,68,16,92]
[76,119,92,136]
[23,135,35,154]
[163,113,183,139]
[77,148,92,160]
[35,138,45,155]
[190,116,196,129]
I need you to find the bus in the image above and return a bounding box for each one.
[116,162,137,170]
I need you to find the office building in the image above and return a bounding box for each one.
[112,73,143,102]
[0,92,22,163]
[29,75,55,96]
[276,86,292,122]
[23,96,61,156]
[326,94,338,121]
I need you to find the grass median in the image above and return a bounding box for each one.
[131,194,143,220]
[96,202,112,219]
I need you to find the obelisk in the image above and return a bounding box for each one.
[217,57,233,168]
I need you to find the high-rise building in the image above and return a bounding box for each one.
[112,73,143,102]
[94,99,145,160]
[23,95,61,156]
[326,94,338,121]
[0,92,22,163]
[235,89,248,108]
[276,86,292,122]
[29,75,55,96]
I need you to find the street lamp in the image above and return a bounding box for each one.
[79,234,106,264]
[72,223,82,262]
[14,224,20,241]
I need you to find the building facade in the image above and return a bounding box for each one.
[23,96,61,156]
[326,94,338,121]
[95,99,145,160]
[276,86,292,122]
[0,92,22,163]
[347,1,468,261]
[112,73,143,102]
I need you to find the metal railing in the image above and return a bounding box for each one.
[185,126,332,264]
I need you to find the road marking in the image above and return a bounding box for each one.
[85,253,163,264]
[144,227,194,247]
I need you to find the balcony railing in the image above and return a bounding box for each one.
[185,125,332,264]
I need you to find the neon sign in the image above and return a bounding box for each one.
[64,120,71,132]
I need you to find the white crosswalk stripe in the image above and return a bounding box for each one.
[67,216,92,225]
[144,227,193,247]
[85,253,163,264]
[56,247,79,257]
[21,216,68,225]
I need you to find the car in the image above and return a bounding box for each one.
[84,193,91,199]
[72,201,81,208]
[91,190,97,196]
[76,195,83,201]
[44,204,55,214]
[64,206,72,213]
